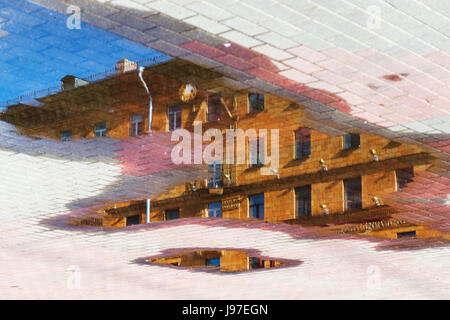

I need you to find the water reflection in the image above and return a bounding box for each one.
[147,250,285,273]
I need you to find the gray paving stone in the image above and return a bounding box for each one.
[64,0,120,17]
[107,11,156,31]
[212,65,255,81]
[145,26,190,45]
[181,28,227,47]
[80,11,121,31]
[147,13,194,33]
[110,25,157,43]
[145,39,191,57]
[181,53,223,69]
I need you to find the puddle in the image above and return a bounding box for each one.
[136,248,301,273]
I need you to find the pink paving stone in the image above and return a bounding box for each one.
[357,103,391,116]
[247,55,282,73]
[307,80,343,94]
[315,58,348,72]
[312,70,350,85]
[302,89,340,104]
[354,48,381,59]
[364,93,398,108]
[433,85,450,100]
[339,82,378,96]
[279,69,317,84]
[283,57,323,74]
[397,83,435,100]
[328,100,352,114]
[215,42,260,60]
[426,96,450,110]
[381,113,415,124]
[394,95,430,109]
[352,111,385,123]
[409,73,446,90]
[274,78,314,94]
[246,67,282,83]
[213,54,255,71]
[375,120,398,127]
[180,40,226,59]
[321,47,363,63]
[337,91,367,105]
[426,51,450,69]
[287,45,328,62]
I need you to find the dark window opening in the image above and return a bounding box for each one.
[344,177,362,210]
[126,214,140,226]
[165,209,180,220]
[94,122,106,137]
[208,162,223,188]
[207,94,222,122]
[205,257,220,267]
[249,138,265,167]
[61,130,72,142]
[295,128,311,158]
[168,104,182,131]
[249,193,264,220]
[396,167,414,190]
[249,93,264,112]
[295,185,311,217]
[249,257,263,269]
[130,114,143,137]
[343,133,360,150]
[397,230,416,238]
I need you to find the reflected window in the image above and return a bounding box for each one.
[344,177,362,210]
[208,162,222,188]
[94,122,106,137]
[249,138,265,167]
[126,215,140,226]
[249,193,264,220]
[165,208,180,220]
[295,128,311,158]
[130,114,143,137]
[61,130,72,142]
[396,167,414,190]
[205,257,220,267]
[343,133,360,150]
[207,94,222,122]
[295,185,311,217]
[168,104,182,131]
[248,93,264,112]
[208,202,222,218]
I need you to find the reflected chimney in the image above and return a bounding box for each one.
[115,59,138,74]
[61,75,89,91]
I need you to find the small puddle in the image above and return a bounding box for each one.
[135,248,301,273]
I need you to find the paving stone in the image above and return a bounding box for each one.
[146,39,191,57]
[145,26,190,45]
[180,53,223,69]
[183,14,230,35]
[147,13,194,33]
[222,16,268,36]
[146,0,196,20]
[181,28,226,47]
[107,11,156,31]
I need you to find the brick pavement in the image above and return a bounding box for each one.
[0,0,449,299]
